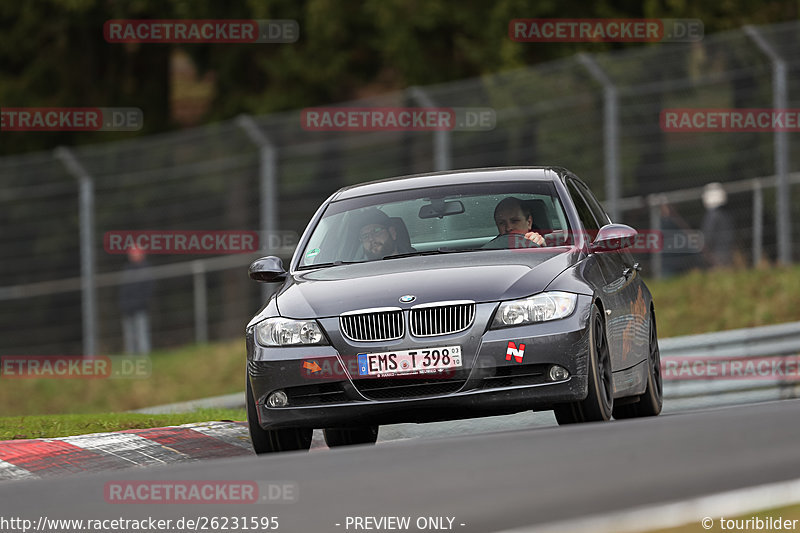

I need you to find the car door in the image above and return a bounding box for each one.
[564,178,630,374]
[573,179,647,370]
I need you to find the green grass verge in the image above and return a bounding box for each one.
[0,408,246,440]
[0,339,245,417]
[1,265,799,419]
[646,264,800,337]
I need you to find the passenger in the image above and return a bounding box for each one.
[357,208,412,260]
[493,197,545,246]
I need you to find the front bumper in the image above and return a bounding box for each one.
[246,295,593,430]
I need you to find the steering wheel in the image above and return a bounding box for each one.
[481,233,542,250]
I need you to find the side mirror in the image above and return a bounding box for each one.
[248,256,287,282]
[590,224,638,253]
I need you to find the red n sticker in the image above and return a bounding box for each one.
[506,341,525,363]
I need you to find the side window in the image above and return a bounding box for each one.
[566,180,600,231]
[577,182,611,226]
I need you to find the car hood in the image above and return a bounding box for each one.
[275,249,578,318]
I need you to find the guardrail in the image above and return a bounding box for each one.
[661,321,800,408]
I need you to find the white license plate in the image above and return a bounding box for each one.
[357,346,462,376]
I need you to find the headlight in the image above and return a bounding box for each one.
[255,317,327,346]
[492,291,577,328]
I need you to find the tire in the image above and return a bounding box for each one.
[246,376,312,454]
[613,309,663,419]
[554,303,614,425]
[323,426,379,447]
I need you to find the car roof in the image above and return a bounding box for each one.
[331,166,569,201]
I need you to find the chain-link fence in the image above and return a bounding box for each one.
[3,20,800,356]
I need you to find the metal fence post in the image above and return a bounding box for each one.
[753,180,763,266]
[236,114,278,302]
[408,86,451,171]
[745,26,792,264]
[578,54,621,223]
[54,147,97,356]
[192,260,208,344]
[648,194,663,279]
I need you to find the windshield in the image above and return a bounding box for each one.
[298,181,571,269]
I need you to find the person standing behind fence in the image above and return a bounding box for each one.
[119,245,154,354]
[700,182,734,268]
[658,197,699,277]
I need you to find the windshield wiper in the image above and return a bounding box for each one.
[382,247,482,260]
[298,248,482,268]
[296,260,364,271]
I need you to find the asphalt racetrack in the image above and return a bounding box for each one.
[2,399,800,532]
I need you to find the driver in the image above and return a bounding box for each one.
[494,197,545,246]
[357,208,410,260]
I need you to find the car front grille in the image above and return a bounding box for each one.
[339,302,476,342]
[410,301,475,337]
[340,308,404,342]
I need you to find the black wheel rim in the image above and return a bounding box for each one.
[595,317,613,407]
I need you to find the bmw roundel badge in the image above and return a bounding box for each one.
[399,295,416,303]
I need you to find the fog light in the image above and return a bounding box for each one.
[548,365,570,381]
[266,390,288,408]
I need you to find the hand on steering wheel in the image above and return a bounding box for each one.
[522,231,545,246]
[481,232,544,249]
[508,231,543,248]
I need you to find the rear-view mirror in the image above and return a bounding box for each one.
[418,200,465,219]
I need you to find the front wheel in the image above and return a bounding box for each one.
[323,426,379,447]
[246,376,312,454]
[554,303,614,425]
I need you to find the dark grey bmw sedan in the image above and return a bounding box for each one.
[245,167,662,453]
